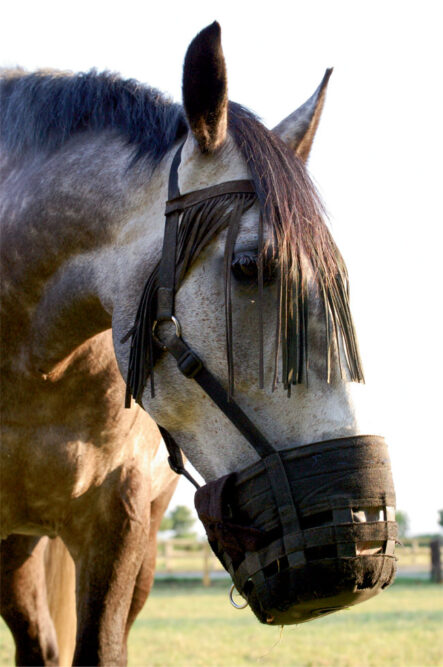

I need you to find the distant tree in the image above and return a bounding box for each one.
[163,505,196,537]
[159,514,173,532]
[438,509,443,529]
[396,510,410,539]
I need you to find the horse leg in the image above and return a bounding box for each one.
[44,537,77,667]
[0,535,59,666]
[66,465,151,667]
[122,477,178,663]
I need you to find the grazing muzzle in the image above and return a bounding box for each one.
[195,435,397,625]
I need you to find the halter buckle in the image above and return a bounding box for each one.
[177,348,203,378]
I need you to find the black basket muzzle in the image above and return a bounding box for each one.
[195,435,397,625]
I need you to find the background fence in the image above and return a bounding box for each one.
[155,537,442,584]
[156,539,225,585]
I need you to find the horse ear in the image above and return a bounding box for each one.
[273,69,333,162]
[182,22,228,153]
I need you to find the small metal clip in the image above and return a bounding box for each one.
[229,584,248,609]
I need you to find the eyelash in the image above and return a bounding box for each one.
[231,252,277,284]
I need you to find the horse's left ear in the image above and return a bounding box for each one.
[273,69,333,162]
[182,22,228,153]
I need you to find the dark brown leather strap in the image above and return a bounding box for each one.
[126,142,281,474]
[165,180,255,215]
[158,425,201,489]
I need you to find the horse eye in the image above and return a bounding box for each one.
[231,251,277,284]
[232,253,258,282]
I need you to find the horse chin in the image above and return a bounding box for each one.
[244,555,397,626]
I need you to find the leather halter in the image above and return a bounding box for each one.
[122,140,303,550]
[144,142,285,486]
[124,142,293,498]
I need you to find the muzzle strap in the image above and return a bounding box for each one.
[262,453,305,567]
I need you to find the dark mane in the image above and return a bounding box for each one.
[0,69,187,164]
[228,103,364,389]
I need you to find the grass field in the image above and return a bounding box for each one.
[0,578,442,667]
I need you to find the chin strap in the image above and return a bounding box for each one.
[157,425,201,489]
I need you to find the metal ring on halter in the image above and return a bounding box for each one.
[152,316,182,351]
[229,584,248,609]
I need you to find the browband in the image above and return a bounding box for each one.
[165,180,256,215]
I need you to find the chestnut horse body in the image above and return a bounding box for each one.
[0,23,396,666]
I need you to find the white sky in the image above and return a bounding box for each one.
[2,0,442,535]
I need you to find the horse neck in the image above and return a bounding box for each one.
[3,135,150,280]
[1,134,162,373]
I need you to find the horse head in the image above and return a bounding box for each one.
[112,22,396,625]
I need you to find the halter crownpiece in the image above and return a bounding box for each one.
[123,140,397,625]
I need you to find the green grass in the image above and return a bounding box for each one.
[1,579,442,666]
[127,578,443,667]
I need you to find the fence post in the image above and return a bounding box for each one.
[430,538,442,583]
[411,539,418,563]
[202,541,211,587]
[165,540,173,573]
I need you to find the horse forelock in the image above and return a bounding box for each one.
[228,103,364,387]
[0,69,187,164]
[228,102,333,276]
